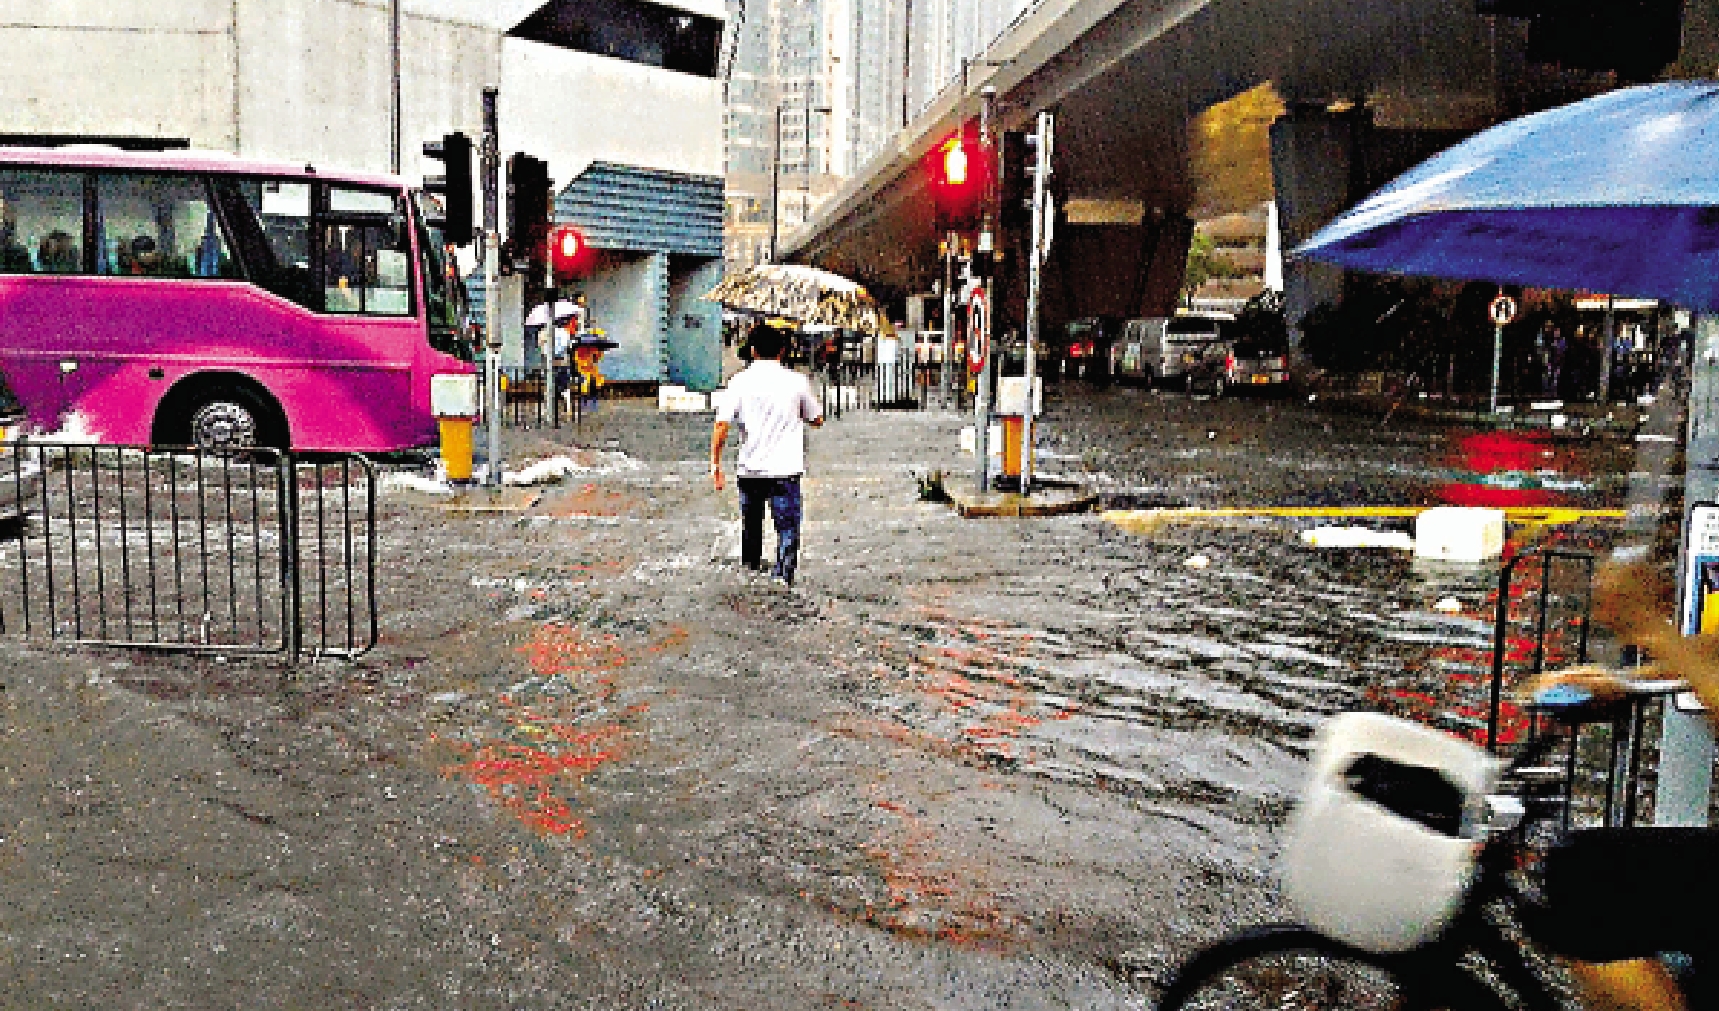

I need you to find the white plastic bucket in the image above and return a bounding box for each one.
[1281,712,1499,953]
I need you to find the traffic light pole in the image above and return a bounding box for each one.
[974,86,998,495]
[1020,111,1052,496]
[481,86,503,487]
[941,232,954,407]
[543,260,558,429]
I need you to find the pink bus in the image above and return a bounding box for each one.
[0,146,472,452]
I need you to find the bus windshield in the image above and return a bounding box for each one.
[413,192,468,359]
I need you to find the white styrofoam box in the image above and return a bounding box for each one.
[710,389,735,415]
[659,391,708,413]
[657,385,687,410]
[430,373,479,418]
[996,376,1043,416]
[1413,507,1506,562]
[1282,712,1499,953]
[958,425,1005,457]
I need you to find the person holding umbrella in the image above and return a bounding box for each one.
[710,321,824,587]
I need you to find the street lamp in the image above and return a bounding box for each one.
[800,106,832,224]
[769,103,832,263]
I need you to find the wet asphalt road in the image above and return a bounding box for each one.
[0,383,1629,1009]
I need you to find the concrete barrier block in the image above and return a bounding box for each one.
[1414,507,1505,562]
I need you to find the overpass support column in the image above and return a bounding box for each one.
[1269,104,1370,351]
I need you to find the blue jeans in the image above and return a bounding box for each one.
[737,476,803,585]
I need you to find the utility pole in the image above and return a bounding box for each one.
[389,0,401,174]
[1020,110,1052,495]
[481,86,502,486]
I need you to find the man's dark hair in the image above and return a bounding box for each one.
[749,322,789,360]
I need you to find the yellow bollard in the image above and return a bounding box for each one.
[1001,416,1030,478]
[439,416,474,482]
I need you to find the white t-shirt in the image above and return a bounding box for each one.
[717,360,823,478]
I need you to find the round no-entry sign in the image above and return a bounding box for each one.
[966,285,989,374]
[1488,294,1518,327]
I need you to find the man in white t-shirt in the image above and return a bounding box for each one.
[711,323,824,585]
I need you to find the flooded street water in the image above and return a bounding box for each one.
[0,385,1633,1008]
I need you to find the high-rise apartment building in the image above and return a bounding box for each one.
[723,0,1031,272]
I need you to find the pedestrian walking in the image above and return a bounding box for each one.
[710,322,825,586]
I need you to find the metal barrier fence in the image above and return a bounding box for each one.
[1480,546,1688,829]
[1487,547,1598,751]
[818,362,965,418]
[495,366,588,429]
[0,444,375,661]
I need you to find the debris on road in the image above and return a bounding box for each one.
[1299,526,1414,550]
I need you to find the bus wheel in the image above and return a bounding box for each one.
[190,397,259,450]
[162,384,287,452]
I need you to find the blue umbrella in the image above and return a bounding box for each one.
[1298,82,1719,309]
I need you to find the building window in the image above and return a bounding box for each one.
[511,0,722,78]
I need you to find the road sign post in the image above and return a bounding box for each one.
[969,281,992,493]
[1488,293,1517,414]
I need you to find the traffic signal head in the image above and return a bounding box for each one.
[999,131,1031,232]
[942,137,969,186]
[422,131,473,246]
[925,127,987,232]
[550,225,593,279]
[506,153,552,268]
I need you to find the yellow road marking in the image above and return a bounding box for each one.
[1103,506,1626,533]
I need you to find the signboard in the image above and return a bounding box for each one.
[1488,294,1518,327]
[1683,504,1719,636]
[966,285,989,375]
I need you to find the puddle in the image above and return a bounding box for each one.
[850,523,1606,813]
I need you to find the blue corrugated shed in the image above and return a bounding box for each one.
[555,162,723,257]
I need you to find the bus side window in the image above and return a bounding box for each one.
[322,187,413,317]
[95,173,238,280]
[0,168,84,275]
[213,178,317,310]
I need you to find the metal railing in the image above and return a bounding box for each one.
[495,366,589,429]
[818,361,965,418]
[0,443,375,661]
[1481,546,1698,829]
[1487,547,1598,751]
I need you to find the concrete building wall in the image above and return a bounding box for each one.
[235,0,499,178]
[0,1,239,147]
[501,38,723,194]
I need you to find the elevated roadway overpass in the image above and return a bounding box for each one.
[782,0,1690,341]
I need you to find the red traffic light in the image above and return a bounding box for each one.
[925,128,986,231]
[550,225,592,278]
[941,137,969,185]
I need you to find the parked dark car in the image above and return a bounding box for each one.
[1181,340,1238,396]
[1227,332,1292,392]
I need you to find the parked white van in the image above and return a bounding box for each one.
[1110,310,1235,386]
